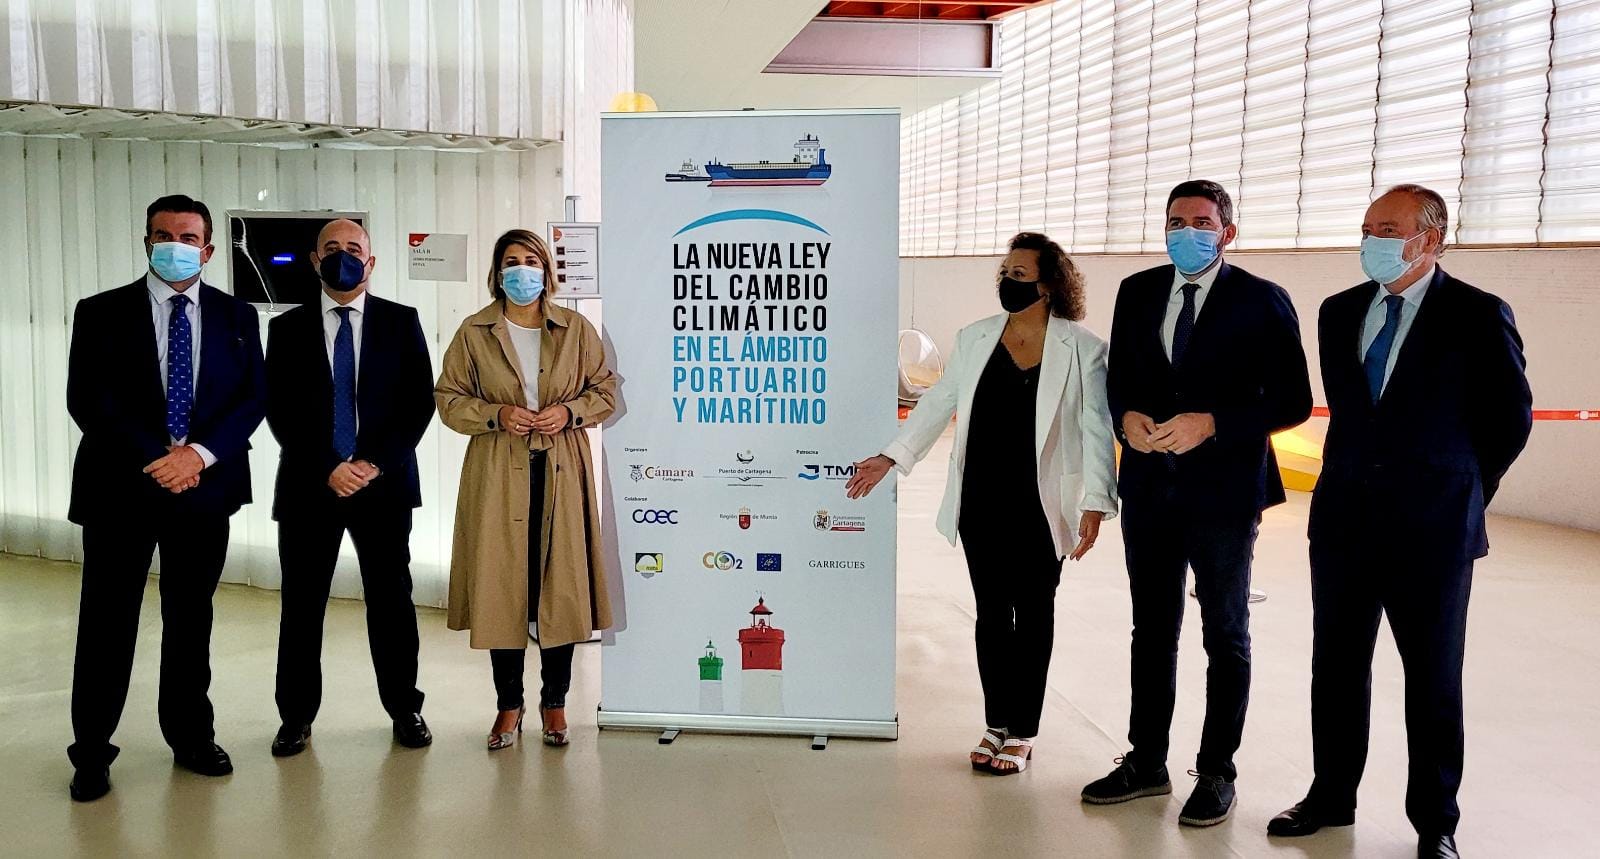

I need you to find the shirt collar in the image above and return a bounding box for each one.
[1171,261,1222,295]
[1371,265,1435,311]
[146,271,197,305]
[320,289,368,316]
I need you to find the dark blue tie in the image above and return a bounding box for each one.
[166,294,194,440]
[1171,283,1200,364]
[1363,294,1406,403]
[332,307,357,460]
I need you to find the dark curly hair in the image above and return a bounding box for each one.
[1004,232,1087,321]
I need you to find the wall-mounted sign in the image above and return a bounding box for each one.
[408,232,469,281]
[547,222,600,297]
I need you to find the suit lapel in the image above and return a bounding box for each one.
[1378,268,1446,407]
[1179,261,1231,365]
[128,281,165,408]
[194,284,229,411]
[1035,316,1075,462]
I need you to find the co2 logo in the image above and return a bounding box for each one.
[633,509,680,525]
[702,551,745,571]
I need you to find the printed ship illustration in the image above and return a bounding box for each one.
[662,135,832,187]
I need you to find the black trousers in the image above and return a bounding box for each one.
[274,503,423,726]
[68,514,231,769]
[957,503,1063,739]
[1121,482,1259,781]
[1308,542,1473,836]
[490,450,575,712]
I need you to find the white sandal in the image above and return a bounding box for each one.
[988,737,1033,775]
[971,729,1006,770]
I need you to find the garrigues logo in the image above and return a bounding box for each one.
[808,559,867,570]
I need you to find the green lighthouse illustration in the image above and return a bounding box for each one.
[698,639,724,713]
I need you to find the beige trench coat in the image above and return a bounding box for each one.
[435,300,617,649]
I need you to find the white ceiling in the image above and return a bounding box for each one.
[633,0,989,114]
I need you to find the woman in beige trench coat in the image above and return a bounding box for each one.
[435,228,616,750]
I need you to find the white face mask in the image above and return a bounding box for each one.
[1360,231,1426,285]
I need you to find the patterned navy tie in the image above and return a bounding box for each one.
[1363,294,1406,403]
[166,294,194,441]
[332,307,357,460]
[1170,283,1200,364]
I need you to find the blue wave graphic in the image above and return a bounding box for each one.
[673,209,829,237]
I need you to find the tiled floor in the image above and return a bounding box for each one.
[3,428,1597,857]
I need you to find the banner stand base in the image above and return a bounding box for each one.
[597,708,899,741]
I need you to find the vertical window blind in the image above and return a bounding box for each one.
[900,0,1600,255]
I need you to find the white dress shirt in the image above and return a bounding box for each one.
[505,317,542,410]
[321,291,366,430]
[1161,262,1222,360]
[1359,266,1434,396]
[146,273,215,467]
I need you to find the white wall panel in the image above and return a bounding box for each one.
[3,0,564,140]
[0,135,563,606]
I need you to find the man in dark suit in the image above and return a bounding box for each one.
[64,195,266,801]
[1084,180,1313,826]
[1269,186,1532,859]
[266,218,436,755]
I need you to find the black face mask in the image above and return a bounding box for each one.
[318,250,368,293]
[998,276,1043,313]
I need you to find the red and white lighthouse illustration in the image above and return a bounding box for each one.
[737,596,786,715]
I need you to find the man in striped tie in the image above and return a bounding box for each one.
[64,195,266,801]
[1270,185,1533,859]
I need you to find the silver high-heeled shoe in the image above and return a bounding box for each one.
[487,705,525,751]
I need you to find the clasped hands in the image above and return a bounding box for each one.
[1123,411,1215,455]
[143,445,204,494]
[329,460,381,497]
[498,404,571,437]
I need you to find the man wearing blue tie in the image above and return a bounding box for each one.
[64,195,266,801]
[1269,186,1533,859]
[264,219,436,756]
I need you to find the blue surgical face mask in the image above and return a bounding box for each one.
[149,241,204,283]
[1165,226,1222,275]
[1360,232,1425,285]
[501,265,545,306]
[318,250,370,293]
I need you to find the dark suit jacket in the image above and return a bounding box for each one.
[1310,268,1532,563]
[1107,262,1314,515]
[265,293,435,520]
[66,280,266,525]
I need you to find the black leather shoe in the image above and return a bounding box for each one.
[1081,754,1173,804]
[1268,799,1356,837]
[69,766,111,802]
[393,714,432,748]
[1419,834,1459,858]
[271,724,312,758]
[173,743,234,777]
[1178,771,1236,827]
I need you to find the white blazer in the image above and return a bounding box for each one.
[882,314,1119,558]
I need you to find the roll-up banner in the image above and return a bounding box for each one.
[598,109,900,739]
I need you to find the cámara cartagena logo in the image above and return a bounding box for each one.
[631,464,695,483]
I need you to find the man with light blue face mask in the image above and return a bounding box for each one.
[64,195,266,801]
[1270,185,1531,859]
[264,218,437,757]
[1090,180,1312,827]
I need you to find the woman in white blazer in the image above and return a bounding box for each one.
[847,232,1119,775]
